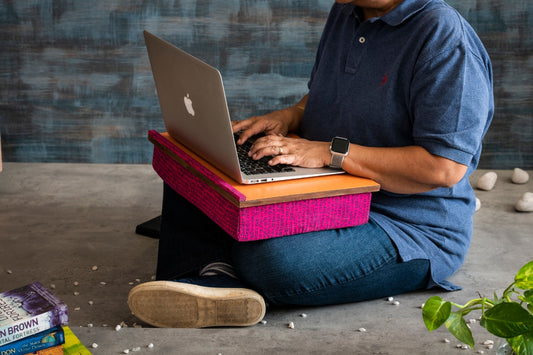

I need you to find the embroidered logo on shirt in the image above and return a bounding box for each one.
[380,74,388,87]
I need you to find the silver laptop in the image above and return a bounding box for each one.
[143,31,344,184]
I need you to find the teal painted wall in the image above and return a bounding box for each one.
[1,0,531,168]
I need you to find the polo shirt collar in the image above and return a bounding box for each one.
[341,0,433,26]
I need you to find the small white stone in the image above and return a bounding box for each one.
[260,320,267,324]
[115,324,122,331]
[476,171,497,191]
[91,343,98,349]
[287,321,295,329]
[299,313,307,318]
[357,328,367,332]
[122,349,130,354]
[443,338,450,343]
[87,323,93,328]
[73,281,79,286]
[475,197,481,211]
[6,269,12,274]
[511,168,529,184]
[468,318,477,324]
[392,301,400,306]
[456,344,463,348]
[482,340,494,345]
[387,297,394,302]
[147,343,154,349]
[515,192,533,212]
[50,284,56,289]
[420,303,425,309]
[88,300,94,305]
[100,281,107,286]
[461,344,469,350]
[73,291,80,296]
[74,307,80,311]
[135,278,141,282]
[476,350,485,354]
[132,347,141,352]
[486,345,494,350]
[91,265,98,271]
[129,282,134,285]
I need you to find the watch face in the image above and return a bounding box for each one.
[331,137,350,153]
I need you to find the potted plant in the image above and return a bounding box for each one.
[422,260,533,354]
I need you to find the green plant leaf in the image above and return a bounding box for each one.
[445,312,475,348]
[507,330,533,355]
[516,261,533,290]
[522,289,533,303]
[481,302,533,338]
[423,296,451,331]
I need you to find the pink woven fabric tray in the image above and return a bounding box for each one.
[149,130,373,241]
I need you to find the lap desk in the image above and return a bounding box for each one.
[149,130,380,242]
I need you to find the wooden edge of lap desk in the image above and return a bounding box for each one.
[149,132,380,208]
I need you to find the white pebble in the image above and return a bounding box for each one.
[147,343,154,348]
[115,325,122,331]
[73,291,80,296]
[50,284,56,289]
[357,328,367,332]
[392,301,400,306]
[476,171,497,191]
[100,281,107,285]
[443,338,450,343]
[476,351,485,354]
[129,282,134,285]
[132,347,141,352]
[91,343,98,349]
[287,321,295,329]
[475,197,481,211]
[88,300,94,305]
[260,320,267,324]
[515,192,533,212]
[299,313,307,318]
[74,307,80,311]
[73,281,79,286]
[468,318,477,324]
[420,303,425,309]
[456,344,463,348]
[122,349,130,354]
[91,265,98,271]
[482,340,494,345]
[135,278,141,282]
[486,345,494,350]
[6,269,12,274]
[87,323,93,328]
[387,297,394,302]
[511,168,529,184]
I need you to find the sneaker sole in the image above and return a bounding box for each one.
[128,281,266,328]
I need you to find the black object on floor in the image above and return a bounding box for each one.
[135,215,161,239]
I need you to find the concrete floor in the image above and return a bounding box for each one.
[0,163,531,354]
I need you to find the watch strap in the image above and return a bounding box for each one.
[330,153,345,169]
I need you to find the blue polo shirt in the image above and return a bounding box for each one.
[300,0,494,290]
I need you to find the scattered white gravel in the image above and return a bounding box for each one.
[476,171,497,191]
[511,168,529,184]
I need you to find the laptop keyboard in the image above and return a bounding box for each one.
[234,134,295,175]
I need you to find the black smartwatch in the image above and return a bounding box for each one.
[329,137,350,169]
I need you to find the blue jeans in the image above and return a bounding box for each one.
[157,183,430,306]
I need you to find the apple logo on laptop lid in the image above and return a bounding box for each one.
[183,93,195,117]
